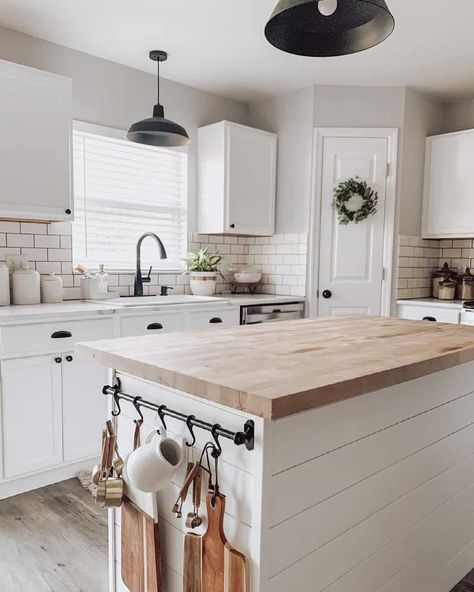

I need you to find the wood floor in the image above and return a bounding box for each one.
[0,477,472,592]
[0,478,107,592]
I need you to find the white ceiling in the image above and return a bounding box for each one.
[0,0,473,103]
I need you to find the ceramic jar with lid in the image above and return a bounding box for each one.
[458,268,474,301]
[41,273,64,303]
[12,265,40,305]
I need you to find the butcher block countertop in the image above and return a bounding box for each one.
[77,316,474,420]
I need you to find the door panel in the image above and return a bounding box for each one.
[318,136,388,317]
[1,355,62,478]
[62,353,108,462]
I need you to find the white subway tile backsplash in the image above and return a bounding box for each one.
[0,221,308,300]
[35,235,60,248]
[7,233,34,248]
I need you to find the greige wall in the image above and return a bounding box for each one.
[444,98,474,132]
[0,26,248,231]
[248,86,315,234]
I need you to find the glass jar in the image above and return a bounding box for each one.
[432,262,456,298]
[461,271,474,301]
[438,278,457,301]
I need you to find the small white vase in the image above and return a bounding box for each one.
[189,272,217,296]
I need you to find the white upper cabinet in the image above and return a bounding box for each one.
[0,59,73,221]
[422,129,474,238]
[198,121,277,236]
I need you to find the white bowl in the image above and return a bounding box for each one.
[234,272,262,284]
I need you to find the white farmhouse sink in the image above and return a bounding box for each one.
[89,295,225,307]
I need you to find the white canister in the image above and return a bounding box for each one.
[12,265,40,305]
[41,273,64,303]
[0,263,10,306]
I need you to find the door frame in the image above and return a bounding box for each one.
[306,127,399,319]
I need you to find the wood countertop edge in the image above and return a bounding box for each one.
[78,340,474,421]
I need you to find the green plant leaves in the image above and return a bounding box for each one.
[332,178,379,225]
[183,248,223,272]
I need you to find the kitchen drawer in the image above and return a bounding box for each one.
[188,307,240,330]
[0,318,114,356]
[397,304,460,324]
[121,312,186,337]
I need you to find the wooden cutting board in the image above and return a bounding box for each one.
[199,492,248,592]
[184,532,202,592]
[121,496,162,592]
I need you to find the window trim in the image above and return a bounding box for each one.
[72,120,189,274]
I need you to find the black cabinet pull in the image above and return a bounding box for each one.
[65,208,72,215]
[66,355,73,362]
[322,290,332,299]
[54,357,62,364]
[147,323,164,330]
[51,330,72,339]
[210,317,223,324]
[229,224,235,229]
[423,316,437,322]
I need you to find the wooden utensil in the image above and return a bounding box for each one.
[122,496,162,592]
[184,532,202,592]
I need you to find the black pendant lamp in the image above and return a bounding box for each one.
[127,50,190,147]
[265,0,395,57]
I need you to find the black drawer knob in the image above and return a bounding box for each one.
[54,357,62,364]
[147,323,164,330]
[229,224,235,229]
[322,290,332,299]
[65,208,72,215]
[210,317,223,324]
[422,316,437,322]
[65,355,73,362]
[51,330,72,339]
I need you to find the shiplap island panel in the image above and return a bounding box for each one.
[77,317,474,592]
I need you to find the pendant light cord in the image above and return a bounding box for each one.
[157,59,160,105]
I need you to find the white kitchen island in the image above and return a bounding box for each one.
[78,316,474,592]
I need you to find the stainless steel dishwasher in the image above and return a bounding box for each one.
[240,301,305,325]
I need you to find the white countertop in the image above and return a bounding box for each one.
[0,294,304,324]
[397,298,463,309]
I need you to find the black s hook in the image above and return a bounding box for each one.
[185,415,196,447]
[111,392,122,417]
[157,405,168,431]
[132,396,144,423]
[210,424,222,458]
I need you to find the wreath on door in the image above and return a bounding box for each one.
[332,177,379,225]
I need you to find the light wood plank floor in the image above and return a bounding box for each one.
[0,478,472,591]
[0,478,107,592]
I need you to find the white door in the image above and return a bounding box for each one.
[1,355,63,478]
[318,135,389,317]
[62,353,108,462]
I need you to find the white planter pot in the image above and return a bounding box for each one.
[189,272,217,296]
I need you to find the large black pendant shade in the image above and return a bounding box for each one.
[127,50,190,148]
[265,0,395,57]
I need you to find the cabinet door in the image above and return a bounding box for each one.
[121,312,186,337]
[397,304,460,324]
[1,355,62,478]
[0,59,72,221]
[422,131,474,237]
[62,353,108,462]
[226,123,277,236]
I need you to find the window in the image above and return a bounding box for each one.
[72,122,188,272]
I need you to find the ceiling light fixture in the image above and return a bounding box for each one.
[127,50,190,148]
[265,0,395,57]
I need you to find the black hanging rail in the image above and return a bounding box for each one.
[102,379,255,452]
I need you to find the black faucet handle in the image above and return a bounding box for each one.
[160,285,174,296]
[142,266,152,283]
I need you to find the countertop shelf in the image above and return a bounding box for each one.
[78,316,474,420]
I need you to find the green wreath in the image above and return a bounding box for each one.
[332,177,378,225]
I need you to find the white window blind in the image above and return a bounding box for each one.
[72,129,187,272]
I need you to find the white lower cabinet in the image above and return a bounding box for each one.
[62,353,108,462]
[1,355,62,478]
[397,303,461,324]
[188,307,240,329]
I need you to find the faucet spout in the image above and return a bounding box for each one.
[134,232,167,296]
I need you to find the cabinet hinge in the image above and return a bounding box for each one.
[386,162,391,178]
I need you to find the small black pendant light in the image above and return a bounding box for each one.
[127,50,190,147]
[265,0,395,57]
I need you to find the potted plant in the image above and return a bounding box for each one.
[184,248,223,296]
